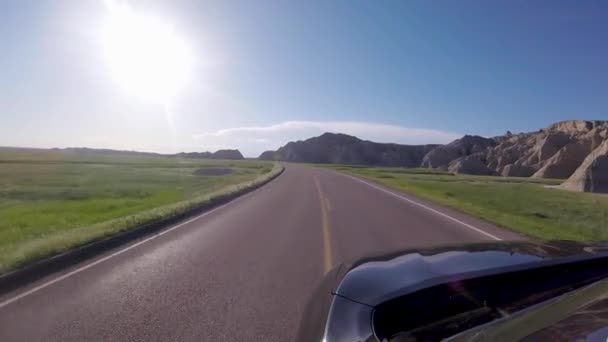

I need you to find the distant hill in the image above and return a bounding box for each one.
[257,132,438,167]
[257,120,608,193]
[174,149,244,160]
[53,147,161,157]
[258,150,277,161]
[0,147,245,161]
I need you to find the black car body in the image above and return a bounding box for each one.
[296,241,608,342]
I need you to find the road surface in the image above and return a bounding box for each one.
[0,164,522,341]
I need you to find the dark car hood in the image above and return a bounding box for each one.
[334,240,608,306]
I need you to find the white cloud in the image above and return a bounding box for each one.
[193,121,461,157]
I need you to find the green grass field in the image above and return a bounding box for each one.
[322,165,608,241]
[0,148,280,274]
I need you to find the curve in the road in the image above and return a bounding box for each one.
[0,164,522,342]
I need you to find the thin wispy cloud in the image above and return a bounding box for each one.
[193,121,461,157]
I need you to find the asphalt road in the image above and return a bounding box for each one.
[0,164,522,341]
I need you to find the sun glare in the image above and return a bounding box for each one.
[102,2,194,104]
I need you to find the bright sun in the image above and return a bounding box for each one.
[102,2,194,104]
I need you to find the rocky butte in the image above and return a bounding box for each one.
[259,120,608,193]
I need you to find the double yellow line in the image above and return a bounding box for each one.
[314,176,333,274]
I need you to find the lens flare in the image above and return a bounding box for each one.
[101,1,194,104]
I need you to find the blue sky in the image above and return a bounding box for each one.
[1,0,607,156]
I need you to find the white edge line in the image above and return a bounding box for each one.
[339,172,502,241]
[0,186,263,309]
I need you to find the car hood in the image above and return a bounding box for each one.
[334,240,608,306]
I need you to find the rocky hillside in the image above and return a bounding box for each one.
[260,120,608,193]
[421,120,607,178]
[258,133,438,167]
[420,135,497,169]
[420,120,608,192]
[562,139,608,193]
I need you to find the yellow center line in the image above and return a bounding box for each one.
[324,196,331,212]
[315,176,333,274]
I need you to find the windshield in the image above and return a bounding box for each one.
[449,277,608,341]
[1,1,607,342]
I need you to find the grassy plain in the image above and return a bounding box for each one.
[321,164,608,241]
[0,147,279,273]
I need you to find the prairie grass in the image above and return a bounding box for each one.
[0,148,281,273]
[323,165,608,241]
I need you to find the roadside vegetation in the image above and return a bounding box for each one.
[0,148,281,274]
[321,164,608,241]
